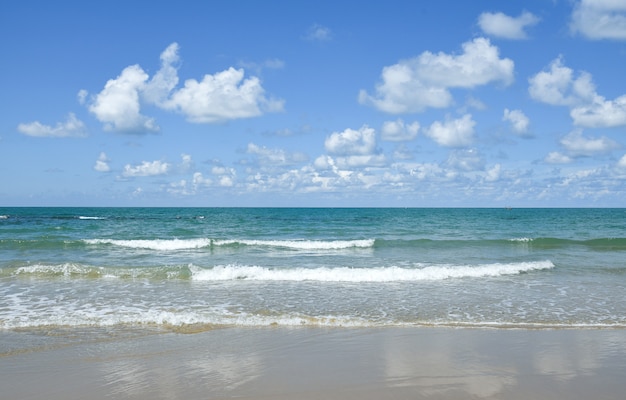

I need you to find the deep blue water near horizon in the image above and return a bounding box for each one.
[1,207,625,332]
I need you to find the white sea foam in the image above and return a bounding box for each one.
[213,239,375,250]
[189,261,555,282]
[0,215,8,219]
[84,238,374,251]
[84,238,212,250]
[509,237,533,242]
[78,216,106,220]
[15,263,97,277]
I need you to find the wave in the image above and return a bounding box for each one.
[2,261,554,281]
[213,239,375,250]
[83,238,375,251]
[508,237,626,250]
[78,216,106,220]
[84,238,212,251]
[189,261,554,282]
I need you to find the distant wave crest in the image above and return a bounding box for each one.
[84,238,375,251]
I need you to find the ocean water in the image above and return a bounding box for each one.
[1,207,625,331]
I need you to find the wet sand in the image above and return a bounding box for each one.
[2,326,626,399]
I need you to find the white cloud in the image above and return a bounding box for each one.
[617,154,626,169]
[325,125,377,155]
[359,38,514,113]
[164,67,284,123]
[571,0,626,40]
[88,65,158,133]
[545,151,573,164]
[570,94,626,127]
[529,57,626,128]
[502,108,530,134]
[425,114,476,147]
[305,24,332,41]
[381,119,420,141]
[94,152,111,172]
[246,143,307,165]
[122,160,171,177]
[192,172,212,188]
[560,129,620,157]
[142,43,180,106]
[528,57,595,106]
[478,11,540,39]
[84,43,283,132]
[17,113,87,138]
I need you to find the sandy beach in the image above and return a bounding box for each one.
[2,326,625,399]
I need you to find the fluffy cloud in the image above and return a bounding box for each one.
[617,154,626,169]
[94,152,111,172]
[18,113,87,138]
[478,11,540,39]
[560,129,620,157]
[571,0,626,40]
[164,68,284,123]
[502,108,530,134]
[359,38,514,113]
[88,65,158,133]
[84,43,283,133]
[528,57,595,106]
[570,94,626,127]
[122,160,171,177]
[325,125,377,155]
[529,57,626,127]
[424,114,476,147]
[381,119,420,141]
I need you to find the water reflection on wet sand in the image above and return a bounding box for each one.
[2,327,625,399]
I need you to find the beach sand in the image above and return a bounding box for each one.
[2,326,625,399]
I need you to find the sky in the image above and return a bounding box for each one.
[1,0,626,207]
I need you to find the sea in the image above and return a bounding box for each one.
[1,207,625,332]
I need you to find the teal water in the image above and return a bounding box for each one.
[1,207,625,330]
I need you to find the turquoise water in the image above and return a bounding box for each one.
[1,207,625,329]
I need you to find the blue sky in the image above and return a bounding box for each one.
[2,0,626,207]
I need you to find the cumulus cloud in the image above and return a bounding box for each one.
[425,114,476,147]
[529,57,626,128]
[94,152,111,172]
[570,94,626,127]
[571,0,626,40]
[122,160,171,177]
[18,113,87,138]
[528,57,595,106]
[83,42,283,133]
[88,65,158,133]
[381,119,420,141]
[560,129,620,157]
[164,67,284,123]
[617,154,626,169]
[325,125,377,155]
[478,11,540,39]
[502,108,530,134]
[359,38,514,113]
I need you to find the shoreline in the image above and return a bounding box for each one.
[2,326,625,399]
